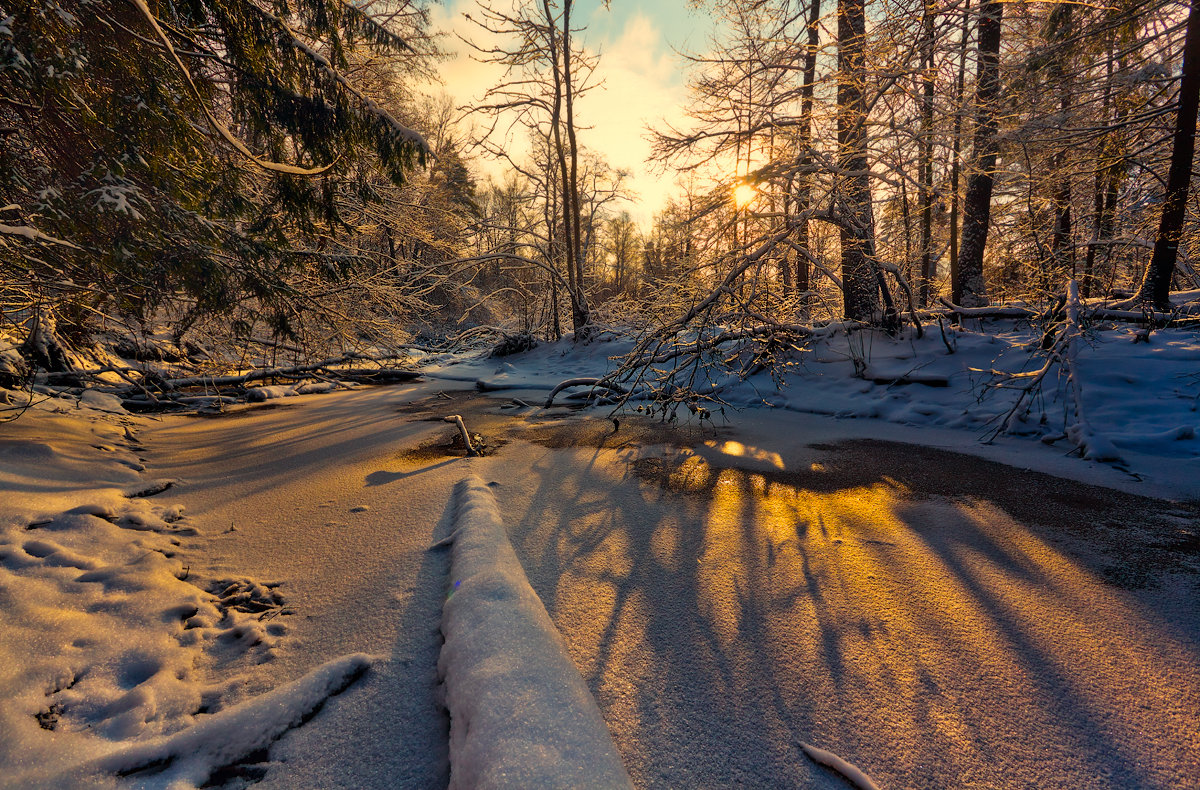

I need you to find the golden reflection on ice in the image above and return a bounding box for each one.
[543,450,1200,787]
[703,440,785,470]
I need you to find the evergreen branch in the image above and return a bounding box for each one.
[243,4,429,156]
[0,222,80,249]
[126,0,338,176]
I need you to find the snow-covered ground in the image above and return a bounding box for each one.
[0,395,370,788]
[421,321,1200,499]
[1,320,1198,788]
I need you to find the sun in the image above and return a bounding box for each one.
[733,183,757,209]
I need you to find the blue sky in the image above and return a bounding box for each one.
[576,0,715,62]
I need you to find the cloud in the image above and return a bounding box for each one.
[428,2,692,227]
[580,12,690,225]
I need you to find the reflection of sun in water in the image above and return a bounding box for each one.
[733,182,757,208]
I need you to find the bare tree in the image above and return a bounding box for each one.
[462,0,598,335]
[952,0,1002,307]
[1138,0,1200,308]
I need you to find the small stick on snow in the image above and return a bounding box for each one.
[444,415,479,456]
[800,742,882,790]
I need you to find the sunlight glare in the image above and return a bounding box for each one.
[733,183,757,208]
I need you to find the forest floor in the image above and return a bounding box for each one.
[3,330,1200,788]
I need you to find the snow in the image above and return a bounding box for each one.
[79,389,129,414]
[0,394,367,789]
[438,476,633,790]
[80,654,370,789]
[2,316,1199,788]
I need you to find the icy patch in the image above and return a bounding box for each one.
[438,476,633,790]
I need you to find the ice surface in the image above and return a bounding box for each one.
[419,322,1200,498]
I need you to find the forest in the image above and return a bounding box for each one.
[3,0,1199,409]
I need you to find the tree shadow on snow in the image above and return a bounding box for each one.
[507,430,1200,790]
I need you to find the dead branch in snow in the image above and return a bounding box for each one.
[111,352,417,394]
[542,378,629,409]
[444,415,479,456]
[980,280,1124,463]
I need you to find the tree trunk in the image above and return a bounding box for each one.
[561,0,590,334]
[542,0,589,336]
[1137,0,1200,309]
[1085,40,1121,299]
[838,0,881,321]
[918,0,936,306]
[1051,90,1074,281]
[948,0,972,293]
[792,0,821,317]
[782,188,796,295]
[953,0,1002,308]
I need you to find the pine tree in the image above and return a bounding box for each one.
[0,0,433,349]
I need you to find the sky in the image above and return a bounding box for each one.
[428,0,717,227]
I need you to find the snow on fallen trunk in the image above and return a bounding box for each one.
[438,476,633,790]
[54,654,371,788]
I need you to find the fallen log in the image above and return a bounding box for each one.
[542,378,629,409]
[108,352,417,395]
[332,368,422,384]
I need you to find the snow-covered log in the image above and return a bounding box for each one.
[936,299,1038,319]
[438,477,633,790]
[936,297,1200,324]
[110,352,418,395]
